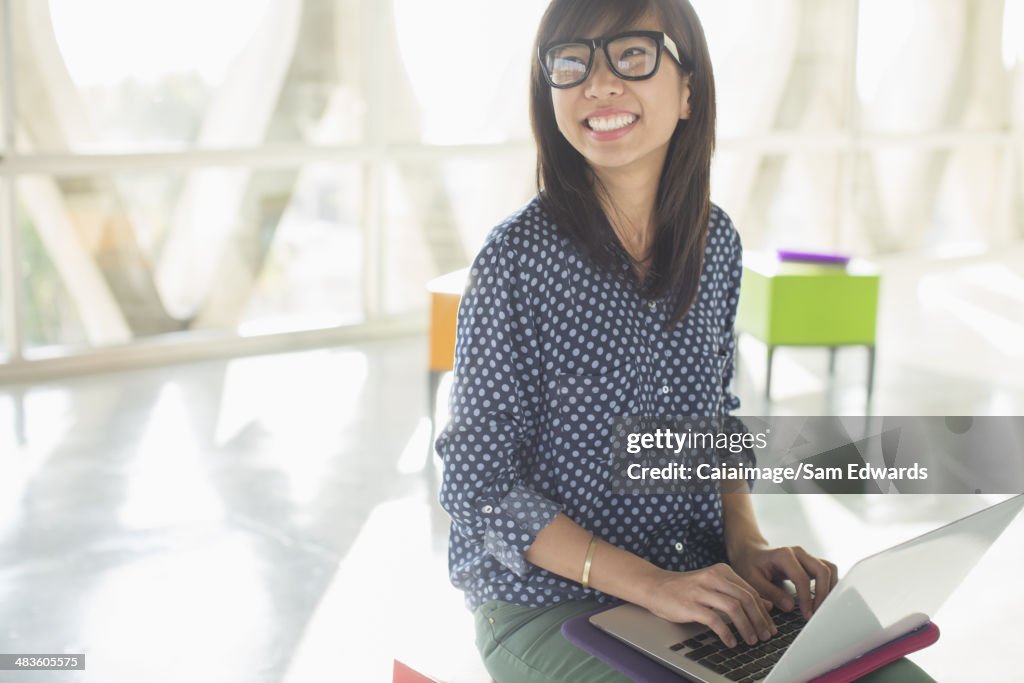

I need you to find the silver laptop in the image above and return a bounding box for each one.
[590,494,1024,683]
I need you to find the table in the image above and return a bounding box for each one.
[735,252,880,404]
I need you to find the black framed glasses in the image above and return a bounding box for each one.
[539,30,688,89]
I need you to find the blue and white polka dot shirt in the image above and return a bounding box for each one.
[436,196,745,611]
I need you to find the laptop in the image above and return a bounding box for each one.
[589,494,1024,683]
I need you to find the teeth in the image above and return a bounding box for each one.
[588,114,637,132]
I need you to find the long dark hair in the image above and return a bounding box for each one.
[530,0,716,329]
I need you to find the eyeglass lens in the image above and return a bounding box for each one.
[545,35,659,87]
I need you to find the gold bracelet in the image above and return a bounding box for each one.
[581,535,598,590]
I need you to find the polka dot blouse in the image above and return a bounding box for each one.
[436,196,746,612]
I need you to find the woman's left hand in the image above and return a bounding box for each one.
[728,542,839,619]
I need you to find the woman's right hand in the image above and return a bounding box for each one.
[643,564,778,648]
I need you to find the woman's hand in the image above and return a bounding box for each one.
[643,564,778,648]
[728,542,839,619]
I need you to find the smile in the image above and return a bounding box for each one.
[586,114,638,132]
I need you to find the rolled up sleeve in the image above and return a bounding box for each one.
[435,235,562,578]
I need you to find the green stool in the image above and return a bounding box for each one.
[736,252,880,404]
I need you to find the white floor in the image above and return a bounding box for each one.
[0,244,1022,682]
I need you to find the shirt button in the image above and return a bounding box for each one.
[675,542,684,552]
[662,385,670,394]
[482,505,494,514]
[648,301,656,310]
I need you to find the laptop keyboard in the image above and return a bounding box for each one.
[667,607,808,683]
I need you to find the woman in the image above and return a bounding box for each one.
[436,1,841,681]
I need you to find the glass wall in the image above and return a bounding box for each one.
[702,0,1023,253]
[15,166,363,352]
[0,0,1022,369]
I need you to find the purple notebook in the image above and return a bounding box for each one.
[776,249,850,266]
[561,606,692,683]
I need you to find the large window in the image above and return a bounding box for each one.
[703,0,1022,253]
[0,0,549,366]
[1,0,1022,371]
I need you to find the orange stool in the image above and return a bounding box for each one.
[427,268,468,443]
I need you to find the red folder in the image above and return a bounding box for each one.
[561,607,939,683]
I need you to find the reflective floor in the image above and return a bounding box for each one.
[0,246,1022,683]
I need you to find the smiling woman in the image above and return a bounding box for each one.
[434,2,846,683]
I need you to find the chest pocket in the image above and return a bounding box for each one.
[552,363,638,458]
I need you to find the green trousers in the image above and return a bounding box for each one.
[474,599,937,683]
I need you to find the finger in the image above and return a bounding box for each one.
[743,572,793,618]
[731,585,776,639]
[718,571,778,635]
[703,572,774,643]
[816,560,840,607]
[690,606,737,649]
[793,548,833,613]
[726,553,794,614]
[827,561,840,589]
[701,591,760,646]
[775,549,813,618]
